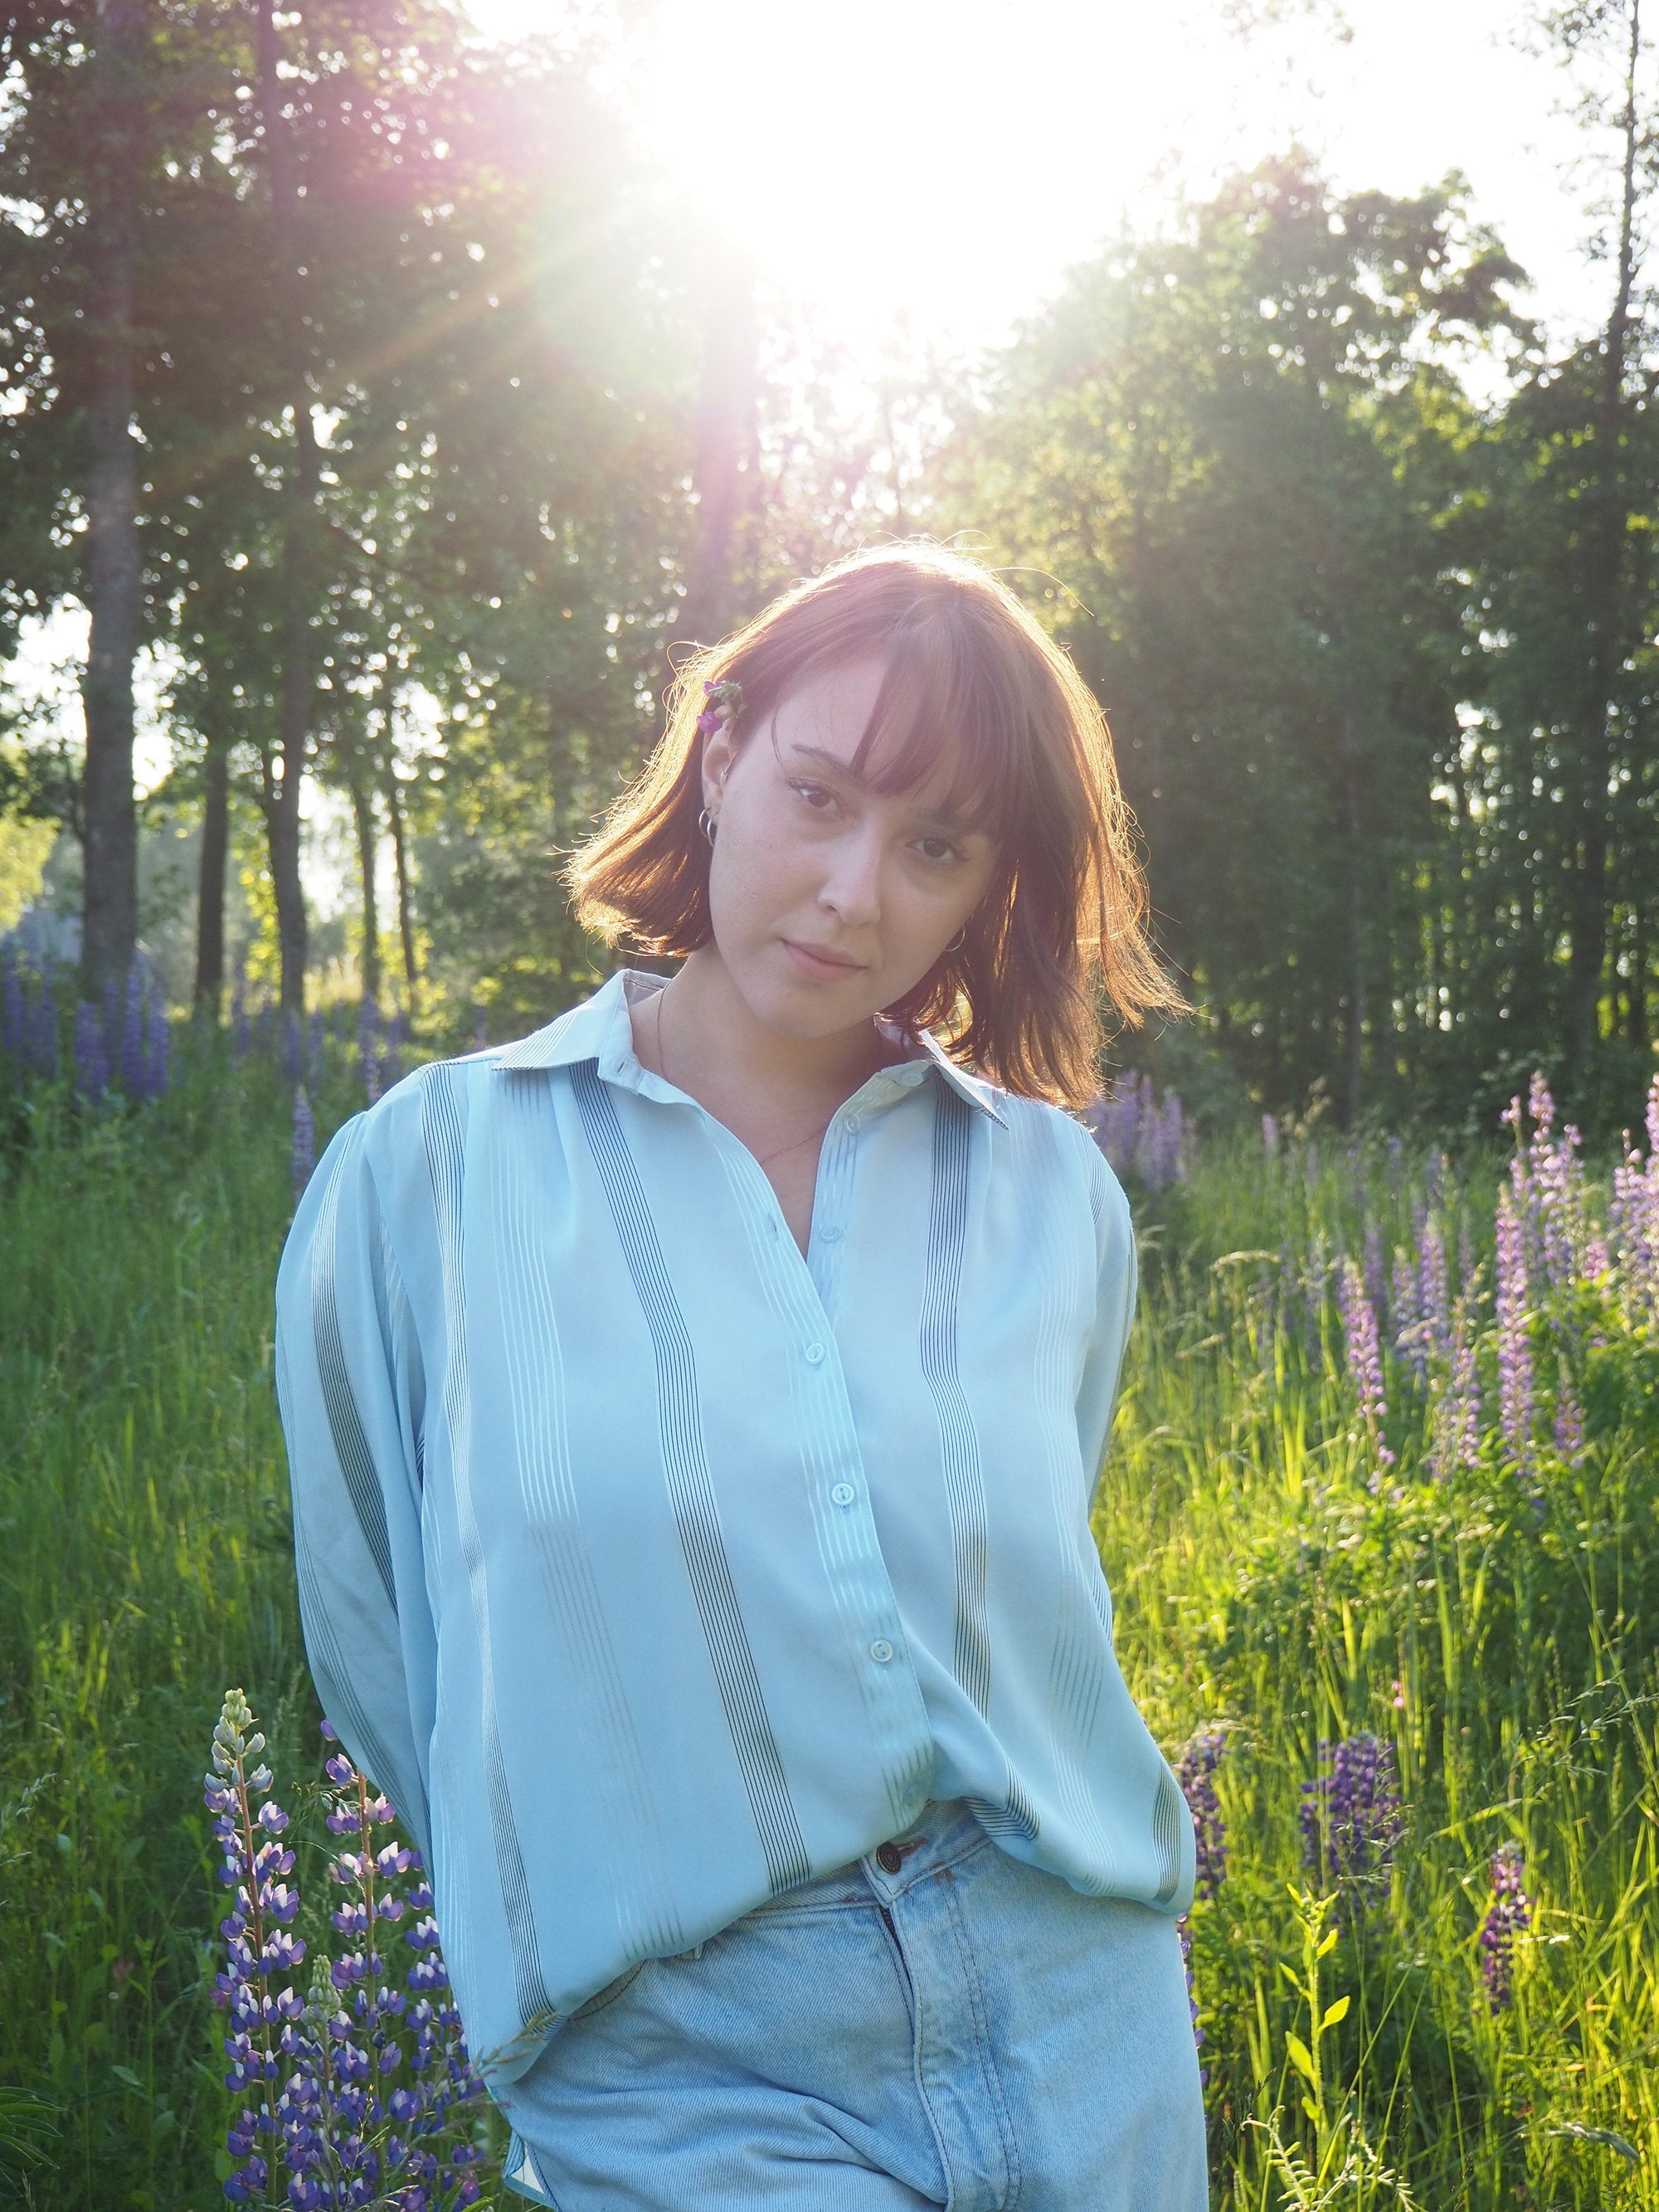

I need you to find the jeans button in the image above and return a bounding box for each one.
[875,1841,902,1874]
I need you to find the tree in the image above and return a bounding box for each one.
[937,161,1523,1122]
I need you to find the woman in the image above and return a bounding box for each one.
[275,544,1207,2210]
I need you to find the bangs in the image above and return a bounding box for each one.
[838,611,1028,838]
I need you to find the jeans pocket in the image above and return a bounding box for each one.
[569,1960,644,2020]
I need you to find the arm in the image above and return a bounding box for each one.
[275,1107,435,1864]
[1073,1149,1138,1510]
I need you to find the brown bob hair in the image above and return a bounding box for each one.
[566,544,1187,1108]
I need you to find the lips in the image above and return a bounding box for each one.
[781,939,866,978]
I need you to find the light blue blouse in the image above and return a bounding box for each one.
[275,967,1193,2088]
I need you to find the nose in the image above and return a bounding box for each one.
[817,824,883,930]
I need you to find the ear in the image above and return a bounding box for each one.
[700,722,738,813]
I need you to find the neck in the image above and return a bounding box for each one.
[654,945,890,1110]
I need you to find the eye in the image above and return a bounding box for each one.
[913,833,966,865]
[789,780,840,814]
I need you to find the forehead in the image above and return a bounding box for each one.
[767,651,1004,830]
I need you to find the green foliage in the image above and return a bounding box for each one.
[1105,1125,1659,2206]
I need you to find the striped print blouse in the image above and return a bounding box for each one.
[274,966,1194,2089]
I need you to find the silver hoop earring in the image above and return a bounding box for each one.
[946,928,966,955]
[698,807,718,847]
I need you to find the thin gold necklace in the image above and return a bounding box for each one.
[654,983,838,1171]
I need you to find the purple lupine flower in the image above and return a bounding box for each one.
[307,1008,326,1087]
[1083,1074,1189,1194]
[359,999,382,1106]
[317,1728,486,2205]
[1432,1297,1482,1481]
[1552,1364,1586,1468]
[1336,1256,1394,1472]
[1609,1077,1659,1329]
[1177,1914,1204,2072]
[28,966,58,1077]
[472,1003,488,1053]
[1495,1188,1535,1487]
[292,1088,316,1203]
[231,969,250,1061]
[204,1688,305,2204]
[1174,1728,1228,1902]
[280,1011,304,1084]
[73,1002,109,1101]
[1418,1219,1451,1369]
[119,962,147,1098]
[1479,1842,1532,2011]
[1391,1246,1427,1389]
[208,1698,485,2209]
[145,998,169,1097]
[2,955,25,1062]
[1299,1732,1404,1905]
[1362,1218,1388,1331]
[1262,1112,1280,1157]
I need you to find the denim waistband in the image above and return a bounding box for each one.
[753,1798,991,1913]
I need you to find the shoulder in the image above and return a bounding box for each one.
[990,1087,1133,1274]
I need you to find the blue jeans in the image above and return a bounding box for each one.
[495,1799,1209,2210]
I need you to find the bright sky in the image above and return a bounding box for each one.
[476,0,1613,353]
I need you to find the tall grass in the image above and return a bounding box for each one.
[2,1036,1656,2207]
[1102,1125,1659,2209]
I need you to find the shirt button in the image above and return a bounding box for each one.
[805,1342,826,1366]
[869,1639,894,1664]
[844,1113,861,1134]
[830,1482,855,1507]
[820,1224,843,1243]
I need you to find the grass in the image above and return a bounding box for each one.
[1,1037,1656,2207]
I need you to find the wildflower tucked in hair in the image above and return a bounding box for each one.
[1299,1732,1405,1907]
[1479,1841,1532,2012]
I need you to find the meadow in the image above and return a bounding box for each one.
[2,993,1657,2210]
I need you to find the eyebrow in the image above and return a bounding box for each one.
[778,740,980,836]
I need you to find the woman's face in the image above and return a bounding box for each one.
[699,656,999,1042]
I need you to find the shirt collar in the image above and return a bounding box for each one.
[492,968,1007,1127]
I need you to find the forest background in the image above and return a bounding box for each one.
[4,0,1659,1145]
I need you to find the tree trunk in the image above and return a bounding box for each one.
[679,254,757,649]
[1567,0,1642,1082]
[385,766,420,1013]
[194,723,230,1018]
[350,774,382,1008]
[80,0,145,994]
[257,0,316,1017]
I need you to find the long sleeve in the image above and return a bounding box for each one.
[275,1108,436,1865]
[1073,1148,1138,1509]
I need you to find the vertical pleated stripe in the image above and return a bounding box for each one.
[422,1066,555,2027]
[919,1087,994,1718]
[489,1074,685,1960]
[572,1061,812,1897]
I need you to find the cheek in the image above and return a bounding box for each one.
[708,795,807,936]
